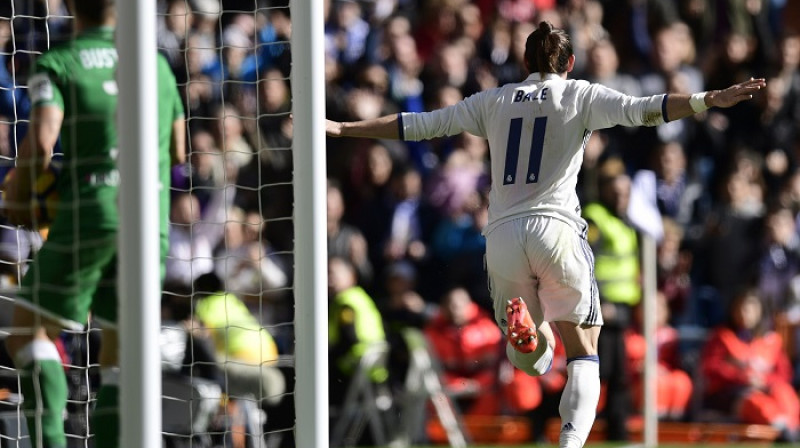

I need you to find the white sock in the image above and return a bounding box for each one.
[14,339,61,367]
[559,357,600,448]
[505,328,553,376]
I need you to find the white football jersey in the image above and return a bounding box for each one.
[400,73,666,235]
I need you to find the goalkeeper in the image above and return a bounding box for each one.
[2,0,185,447]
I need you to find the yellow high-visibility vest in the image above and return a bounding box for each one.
[329,286,388,382]
[583,202,641,306]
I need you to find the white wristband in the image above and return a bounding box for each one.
[689,92,709,113]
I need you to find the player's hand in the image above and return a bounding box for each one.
[707,78,766,109]
[326,119,343,137]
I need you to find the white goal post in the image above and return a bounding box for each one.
[288,1,330,448]
[116,1,162,448]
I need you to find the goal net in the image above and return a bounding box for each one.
[0,0,305,446]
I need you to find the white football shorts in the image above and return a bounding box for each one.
[485,215,603,331]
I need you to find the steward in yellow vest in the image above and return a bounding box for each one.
[328,256,388,405]
[583,202,641,307]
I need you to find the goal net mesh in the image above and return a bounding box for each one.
[0,0,296,446]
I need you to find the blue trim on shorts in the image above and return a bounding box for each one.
[544,351,554,373]
[578,237,599,325]
[567,354,599,364]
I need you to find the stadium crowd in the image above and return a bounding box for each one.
[1,0,800,445]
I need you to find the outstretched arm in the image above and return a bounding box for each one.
[326,113,401,140]
[664,77,766,122]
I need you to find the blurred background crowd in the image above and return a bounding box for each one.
[1,0,800,446]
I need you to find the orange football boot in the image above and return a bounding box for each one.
[506,297,538,353]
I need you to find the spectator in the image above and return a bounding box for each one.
[158,0,194,71]
[327,179,373,287]
[237,8,292,82]
[423,286,504,416]
[632,22,704,170]
[584,37,642,96]
[328,256,388,410]
[756,203,800,318]
[380,260,434,333]
[181,32,218,116]
[216,209,289,300]
[429,187,488,305]
[700,289,800,441]
[210,103,254,174]
[325,0,371,68]
[165,186,234,289]
[657,217,693,325]
[601,0,680,74]
[160,288,223,387]
[426,141,486,218]
[481,19,525,87]
[582,37,645,165]
[343,141,396,221]
[190,272,286,405]
[383,31,425,114]
[421,39,483,98]
[746,70,798,192]
[562,0,607,77]
[182,128,225,209]
[705,30,759,96]
[775,30,800,113]
[625,291,693,421]
[650,140,707,240]
[356,163,433,279]
[693,160,765,326]
[257,68,292,148]
[380,260,436,397]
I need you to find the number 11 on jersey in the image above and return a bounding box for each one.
[503,116,548,185]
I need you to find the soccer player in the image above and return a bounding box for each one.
[326,21,765,448]
[2,0,185,447]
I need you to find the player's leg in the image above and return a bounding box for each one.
[552,322,600,448]
[529,217,602,448]
[485,218,556,376]
[89,254,121,448]
[3,230,103,448]
[4,308,69,448]
[92,328,120,448]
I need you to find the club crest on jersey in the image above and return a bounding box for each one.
[513,87,548,103]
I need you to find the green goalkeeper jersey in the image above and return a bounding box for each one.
[28,26,183,241]
[156,50,185,246]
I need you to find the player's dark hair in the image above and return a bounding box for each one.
[68,0,115,25]
[525,21,573,76]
